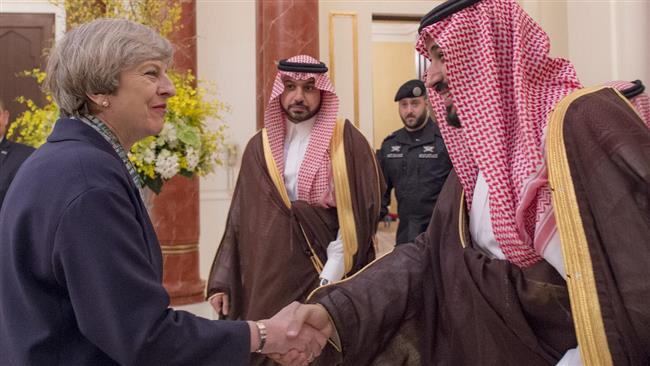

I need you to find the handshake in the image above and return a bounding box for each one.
[211,297,334,366]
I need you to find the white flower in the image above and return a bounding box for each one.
[154,149,180,179]
[142,147,156,164]
[186,147,200,171]
[156,135,166,146]
[159,123,178,144]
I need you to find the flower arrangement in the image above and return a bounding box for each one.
[10,69,228,194]
[128,71,228,193]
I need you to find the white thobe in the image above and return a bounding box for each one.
[283,118,345,283]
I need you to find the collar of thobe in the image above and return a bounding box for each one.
[285,116,316,144]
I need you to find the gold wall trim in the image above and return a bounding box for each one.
[546,86,613,366]
[328,11,359,126]
[331,118,358,274]
[161,244,198,255]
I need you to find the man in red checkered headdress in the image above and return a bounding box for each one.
[206,55,382,366]
[289,1,650,365]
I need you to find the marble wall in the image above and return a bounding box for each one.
[256,0,320,128]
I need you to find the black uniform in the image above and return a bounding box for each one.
[377,118,452,244]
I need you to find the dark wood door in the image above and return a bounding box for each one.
[0,13,54,125]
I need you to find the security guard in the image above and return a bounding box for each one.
[377,79,452,245]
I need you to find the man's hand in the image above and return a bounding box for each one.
[286,304,333,339]
[208,293,229,316]
[267,303,334,365]
[260,302,328,354]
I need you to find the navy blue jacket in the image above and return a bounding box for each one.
[0,138,35,208]
[0,118,250,365]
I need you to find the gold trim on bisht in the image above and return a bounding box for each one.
[305,247,396,354]
[262,128,291,208]
[546,86,613,366]
[347,119,384,251]
[458,191,467,249]
[330,118,359,274]
[262,128,324,272]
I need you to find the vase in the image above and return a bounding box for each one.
[143,175,205,306]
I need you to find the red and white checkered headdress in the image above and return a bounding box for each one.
[264,55,339,207]
[417,0,582,267]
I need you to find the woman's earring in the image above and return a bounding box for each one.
[102,100,110,108]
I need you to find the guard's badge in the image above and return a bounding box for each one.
[419,145,438,158]
[412,86,422,97]
[387,145,404,158]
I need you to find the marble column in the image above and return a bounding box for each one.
[148,0,205,306]
[256,0,319,128]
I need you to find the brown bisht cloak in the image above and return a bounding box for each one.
[546,87,650,365]
[311,87,650,365]
[207,119,383,364]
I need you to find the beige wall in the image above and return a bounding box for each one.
[371,41,417,147]
[196,0,256,279]
[520,0,649,86]
[319,1,438,143]
[567,0,649,86]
